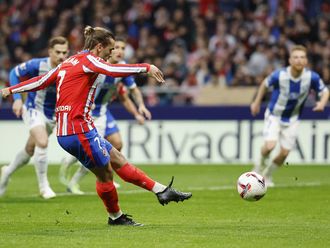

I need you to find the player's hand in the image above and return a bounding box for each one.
[135,114,145,125]
[138,105,152,120]
[312,102,325,112]
[250,102,260,116]
[148,65,165,83]
[12,99,23,118]
[1,87,11,98]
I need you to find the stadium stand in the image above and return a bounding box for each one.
[0,0,329,107]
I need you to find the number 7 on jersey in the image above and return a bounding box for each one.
[57,70,66,100]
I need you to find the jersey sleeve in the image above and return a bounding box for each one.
[310,71,328,94]
[265,70,280,88]
[122,75,137,89]
[9,67,59,94]
[85,54,150,77]
[9,69,22,101]
[9,59,40,100]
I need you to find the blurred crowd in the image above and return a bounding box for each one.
[0,0,329,106]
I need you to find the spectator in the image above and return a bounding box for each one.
[0,0,329,107]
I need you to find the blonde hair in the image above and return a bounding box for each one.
[48,36,68,48]
[83,26,115,50]
[290,45,307,55]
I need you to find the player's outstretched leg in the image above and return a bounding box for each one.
[115,163,192,205]
[110,146,192,206]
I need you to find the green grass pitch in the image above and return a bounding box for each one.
[0,164,329,248]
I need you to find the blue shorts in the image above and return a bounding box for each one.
[57,129,112,169]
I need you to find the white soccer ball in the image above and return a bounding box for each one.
[237,172,267,201]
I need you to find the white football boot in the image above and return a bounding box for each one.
[67,183,84,195]
[264,176,275,188]
[40,186,56,199]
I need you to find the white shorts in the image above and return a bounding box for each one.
[263,113,299,150]
[22,106,56,136]
[93,111,119,138]
[94,114,106,138]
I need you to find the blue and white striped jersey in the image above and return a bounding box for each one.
[9,57,56,120]
[92,73,136,118]
[265,66,328,123]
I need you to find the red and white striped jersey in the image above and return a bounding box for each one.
[9,50,150,136]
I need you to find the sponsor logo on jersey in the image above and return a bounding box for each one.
[55,105,72,112]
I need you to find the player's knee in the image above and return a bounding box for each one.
[95,174,113,183]
[36,139,48,149]
[264,143,276,152]
[274,149,290,165]
[104,167,114,181]
[25,147,35,156]
[280,149,290,158]
[91,166,113,182]
[115,143,123,152]
[109,148,127,169]
[111,140,123,151]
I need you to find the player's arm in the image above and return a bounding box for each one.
[86,55,165,83]
[130,86,151,120]
[311,73,329,112]
[313,87,329,112]
[250,78,267,116]
[9,60,38,117]
[9,69,24,117]
[1,67,59,98]
[118,86,145,125]
[123,76,151,120]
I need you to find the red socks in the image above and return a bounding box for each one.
[96,181,120,214]
[116,163,155,191]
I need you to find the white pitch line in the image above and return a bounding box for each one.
[9,181,328,199]
[188,181,324,191]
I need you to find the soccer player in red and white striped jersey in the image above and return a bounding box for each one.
[1,26,192,226]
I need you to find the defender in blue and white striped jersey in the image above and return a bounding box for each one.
[0,37,69,199]
[250,45,329,187]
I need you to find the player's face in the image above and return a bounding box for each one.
[99,38,115,61]
[49,43,69,67]
[289,50,307,71]
[110,41,126,63]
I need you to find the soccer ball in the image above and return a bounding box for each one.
[237,172,267,201]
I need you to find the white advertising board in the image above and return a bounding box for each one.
[0,120,329,165]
